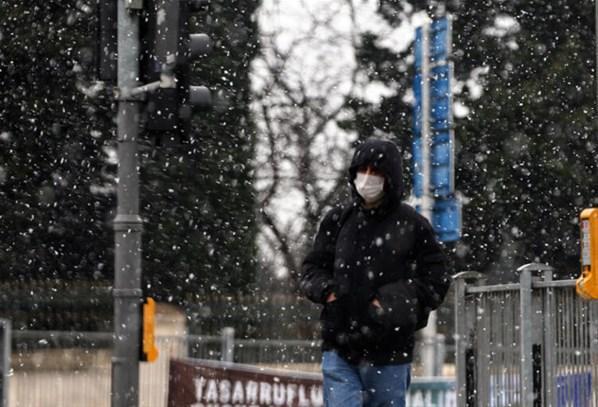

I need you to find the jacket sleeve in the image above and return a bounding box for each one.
[412,215,451,311]
[299,207,343,304]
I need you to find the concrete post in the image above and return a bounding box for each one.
[221,327,235,363]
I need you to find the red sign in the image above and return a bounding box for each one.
[168,358,324,407]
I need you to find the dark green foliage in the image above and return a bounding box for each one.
[186,293,319,339]
[141,0,260,307]
[0,4,115,276]
[0,281,112,331]
[452,0,597,280]
[0,1,115,329]
[347,0,598,281]
[0,0,260,330]
[338,12,414,180]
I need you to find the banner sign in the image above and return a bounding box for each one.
[555,372,592,407]
[168,358,457,407]
[167,358,324,407]
[407,377,456,407]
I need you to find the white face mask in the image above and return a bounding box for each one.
[354,172,385,203]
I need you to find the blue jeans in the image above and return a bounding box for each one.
[322,351,411,407]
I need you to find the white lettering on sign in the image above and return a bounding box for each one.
[287,384,297,405]
[206,380,218,403]
[191,405,262,407]
[298,385,310,406]
[192,375,324,406]
[405,389,457,407]
[245,381,258,404]
[219,380,231,404]
[231,381,244,403]
[310,385,323,405]
[259,382,272,404]
[444,390,456,406]
[194,377,207,401]
[272,383,285,405]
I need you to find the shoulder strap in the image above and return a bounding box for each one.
[333,204,354,241]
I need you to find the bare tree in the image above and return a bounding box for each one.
[252,0,417,291]
[251,0,365,288]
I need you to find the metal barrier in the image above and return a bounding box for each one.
[6,327,445,406]
[10,330,112,407]
[0,319,9,407]
[455,264,598,406]
[7,330,324,406]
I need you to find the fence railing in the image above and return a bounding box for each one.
[454,263,598,407]
[0,319,9,407]
[7,329,326,407]
[7,326,453,406]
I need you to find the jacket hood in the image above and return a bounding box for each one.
[349,138,404,206]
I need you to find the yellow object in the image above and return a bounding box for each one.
[141,297,159,362]
[576,209,598,300]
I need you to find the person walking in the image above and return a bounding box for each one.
[300,138,451,406]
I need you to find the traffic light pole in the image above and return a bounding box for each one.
[112,0,143,406]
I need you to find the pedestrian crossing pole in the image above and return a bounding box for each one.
[112,0,143,405]
[596,0,598,115]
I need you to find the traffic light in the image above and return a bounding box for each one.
[141,0,212,143]
[140,297,159,362]
[97,0,117,83]
[576,209,598,300]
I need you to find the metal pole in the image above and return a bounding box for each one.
[453,271,484,405]
[112,0,143,405]
[454,278,468,405]
[476,292,491,403]
[420,20,432,222]
[419,19,439,377]
[542,268,556,407]
[519,267,534,405]
[0,319,10,407]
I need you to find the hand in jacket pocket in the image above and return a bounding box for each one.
[320,296,349,345]
[373,280,421,330]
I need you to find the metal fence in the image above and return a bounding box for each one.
[1,320,9,407]
[455,263,598,407]
[6,327,451,406]
[6,329,323,407]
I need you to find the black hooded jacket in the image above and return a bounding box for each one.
[300,139,450,365]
